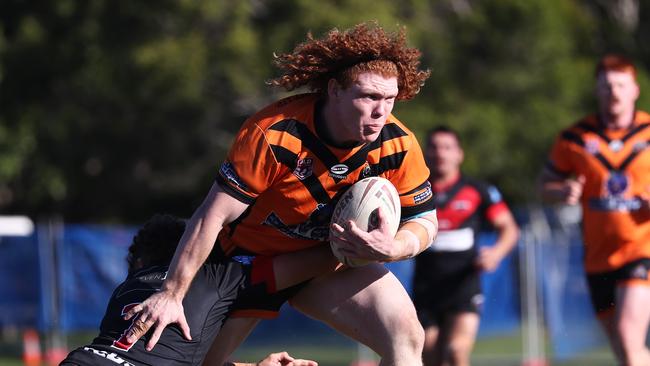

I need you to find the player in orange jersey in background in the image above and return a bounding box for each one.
[541,54,650,366]
[123,22,438,366]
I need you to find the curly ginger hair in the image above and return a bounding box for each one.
[269,22,430,101]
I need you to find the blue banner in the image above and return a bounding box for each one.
[0,235,41,328]
[57,225,136,330]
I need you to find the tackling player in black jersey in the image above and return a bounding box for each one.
[59,214,320,366]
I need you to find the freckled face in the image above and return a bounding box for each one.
[328,72,399,145]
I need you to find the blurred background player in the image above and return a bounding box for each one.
[123,22,437,366]
[59,213,320,366]
[540,54,650,366]
[413,126,519,366]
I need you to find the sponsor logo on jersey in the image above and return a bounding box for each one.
[83,347,136,365]
[329,164,349,179]
[138,271,168,282]
[293,158,314,180]
[589,172,639,211]
[589,197,642,211]
[263,203,335,241]
[609,139,624,152]
[413,185,433,205]
[219,162,248,191]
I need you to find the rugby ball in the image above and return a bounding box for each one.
[330,177,401,267]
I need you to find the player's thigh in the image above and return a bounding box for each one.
[615,283,650,343]
[290,263,421,353]
[203,317,260,366]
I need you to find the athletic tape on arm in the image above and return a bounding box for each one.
[401,230,421,258]
[407,216,436,248]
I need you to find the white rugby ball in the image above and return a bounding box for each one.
[330,177,401,267]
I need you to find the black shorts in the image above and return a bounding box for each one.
[412,249,482,328]
[586,258,650,315]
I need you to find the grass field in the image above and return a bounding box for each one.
[0,330,617,366]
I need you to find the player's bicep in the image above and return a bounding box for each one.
[202,182,250,227]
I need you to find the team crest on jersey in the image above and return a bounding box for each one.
[359,162,373,179]
[329,164,349,179]
[606,172,629,197]
[590,172,640,211]
[293,158,314,180]
[585,138,600,155]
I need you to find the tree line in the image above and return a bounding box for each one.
[2,0,649,222]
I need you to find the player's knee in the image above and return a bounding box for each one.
[396,315,425,355]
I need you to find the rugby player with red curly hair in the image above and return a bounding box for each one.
[125,23,437,366]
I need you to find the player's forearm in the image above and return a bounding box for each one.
[489,212,520,260]
[392,213,438,261]
[162,202,226,297]
[492,225,519,259]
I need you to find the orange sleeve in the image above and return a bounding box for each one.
[388,133,435,220]
[547,133,576,177]
[217,122,281,203]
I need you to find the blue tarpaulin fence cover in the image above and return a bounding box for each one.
[0,223,606,359]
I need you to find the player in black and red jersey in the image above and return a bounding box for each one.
[541,55,650,366]
[124,23,437,366]
[59,214,319,366]
[413,126,519,366]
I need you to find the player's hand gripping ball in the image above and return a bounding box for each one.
[330,177,401,267]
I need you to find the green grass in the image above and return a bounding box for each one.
[0,330,618,366]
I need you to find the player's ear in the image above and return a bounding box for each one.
[328,78,341,99]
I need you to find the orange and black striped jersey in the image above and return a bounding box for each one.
[215,93,435,256]
[547,111,650,273]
